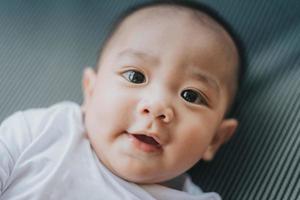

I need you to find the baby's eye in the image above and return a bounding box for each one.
[122,70,146,84]
[181,89,208,106]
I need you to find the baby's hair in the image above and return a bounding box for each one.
[96,0,246,117]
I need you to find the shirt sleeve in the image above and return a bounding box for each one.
[0,112,31,195]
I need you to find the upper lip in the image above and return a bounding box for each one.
[126,131,163,146]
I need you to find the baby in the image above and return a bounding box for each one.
[0,1,244,200]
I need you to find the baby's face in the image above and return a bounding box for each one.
[82,8,238,184]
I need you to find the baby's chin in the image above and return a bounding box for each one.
[108,162,173,184]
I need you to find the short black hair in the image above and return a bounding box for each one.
[96,0,246,117]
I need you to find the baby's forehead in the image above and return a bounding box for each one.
[123,6,225,34]
[113,5,237,57]
[118,7,237,69]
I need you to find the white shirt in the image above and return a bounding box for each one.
[0,102,221,200]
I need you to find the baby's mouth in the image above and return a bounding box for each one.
[127,132,163,152]
[132,134,161,147]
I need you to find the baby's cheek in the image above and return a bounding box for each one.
[175,121,214,152]
[166,138,204,175]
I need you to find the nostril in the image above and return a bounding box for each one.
[143,109,150,114]
[158,114,166,120]
[142,110,167,121]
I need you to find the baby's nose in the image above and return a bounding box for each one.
[137,99,174,123]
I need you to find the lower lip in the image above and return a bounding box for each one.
[127,134,162,153]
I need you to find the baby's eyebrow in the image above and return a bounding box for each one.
[118,48,159,64]
[189,70,220,94]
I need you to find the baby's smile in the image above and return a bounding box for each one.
[126,131,163,153]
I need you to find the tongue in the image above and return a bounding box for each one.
[134,134,160,146]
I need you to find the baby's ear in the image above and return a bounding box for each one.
[202,118,238,161]
[82,67,97,109]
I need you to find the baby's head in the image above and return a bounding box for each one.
[81,1,244,184]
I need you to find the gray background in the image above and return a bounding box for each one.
[1,0,300,199]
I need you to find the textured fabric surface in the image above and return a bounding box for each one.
[1,0,299,199]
